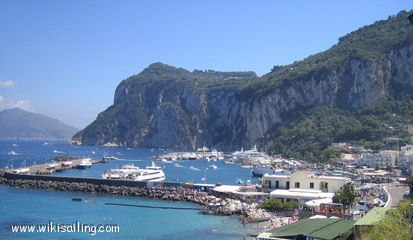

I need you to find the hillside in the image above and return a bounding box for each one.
[73,10,413,160]
[0,108,78,140]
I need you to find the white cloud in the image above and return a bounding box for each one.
[0,81,15,88]
[0,96,33,112]
[9,100,32,111]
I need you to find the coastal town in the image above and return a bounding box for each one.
[2,134,413,239]
[2,2,413,240]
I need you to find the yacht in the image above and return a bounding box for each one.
[77,158,92,169]
[102,162,165,182]
[232,145,266,160]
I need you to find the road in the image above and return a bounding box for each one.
[386,184,409,208]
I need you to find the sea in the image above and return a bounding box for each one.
[0,140,262,240]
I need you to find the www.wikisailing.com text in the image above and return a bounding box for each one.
[11,220,120,236]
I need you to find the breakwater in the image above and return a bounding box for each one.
[0,171,273,224]
[0,171,212,203]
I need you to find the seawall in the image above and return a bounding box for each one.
[0,171,274,222]
[0,171,211,203]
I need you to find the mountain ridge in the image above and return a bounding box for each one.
[0,108,78,140]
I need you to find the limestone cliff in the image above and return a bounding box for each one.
[72,10,413,151]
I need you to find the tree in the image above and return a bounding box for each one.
[333,182,356,209]
[259,199,299,211]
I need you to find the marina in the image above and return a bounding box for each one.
[0,140,411,239]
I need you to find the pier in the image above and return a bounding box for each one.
[9,157,109,175]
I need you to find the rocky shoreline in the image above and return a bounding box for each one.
[0,172,274,225]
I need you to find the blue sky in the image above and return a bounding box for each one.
[0,1,412,129]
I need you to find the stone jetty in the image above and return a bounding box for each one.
[0,171,275,225]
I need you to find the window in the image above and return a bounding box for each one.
[310,182,314,189]
[295,182,300,188]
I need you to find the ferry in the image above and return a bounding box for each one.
[77,158,92,169]
[102,162,165,182]
[102,164,139,179]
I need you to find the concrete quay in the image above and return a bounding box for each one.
[8,157,106,175]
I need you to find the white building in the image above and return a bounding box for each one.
[357,150,398,169]
[399,145,413,176]
[262,171,350,202]
[270,189,334,203]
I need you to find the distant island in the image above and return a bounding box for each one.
[0,108,78,140]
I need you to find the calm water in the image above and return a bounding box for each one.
[0,140,260,239]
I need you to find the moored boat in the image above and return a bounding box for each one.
[77,158,92,169]
[102,162,165,182]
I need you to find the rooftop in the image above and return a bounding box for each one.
[354,207,389,226]
[270,189,334,199]
[258,218,354,240]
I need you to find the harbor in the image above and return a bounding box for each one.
[1,140,411,239]
[0,170,275,224]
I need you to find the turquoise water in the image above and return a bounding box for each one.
[0,185,253,240]
[0,140,260,239]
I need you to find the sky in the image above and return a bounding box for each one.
[0,1,412,129]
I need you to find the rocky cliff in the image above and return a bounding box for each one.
[72,10,413,151]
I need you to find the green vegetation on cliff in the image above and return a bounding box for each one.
[240,10,413,99]
[364,199,413,240]
[125,62,257,92]
[266,96,413,162]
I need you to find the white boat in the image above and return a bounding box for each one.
[8,151,18,156]
[189,166,200,171]
[209,164,218,169]
[102,164,139,179]
[129,162,165,182]
[102,162,165,182]
[240,165,253,168]
[197,146,209,152]
[236,179,244,184]
[161,159,172,163]
[77,158,92,168]
[232,145,266,160]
